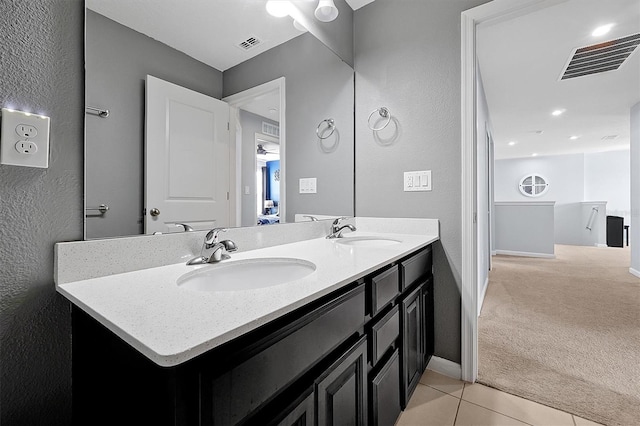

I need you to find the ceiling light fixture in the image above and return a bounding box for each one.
[569,135,579,140]
[532,153,538,157]
[551,109,565,116]
[266,0,292,17]
[508,141,516,146]
[592,23,615,37]
[315,0,339,22]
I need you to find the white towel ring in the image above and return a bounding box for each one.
[316,118,336,139]
[368,107,391,131]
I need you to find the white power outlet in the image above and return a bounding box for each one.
[1,108,50,168]
[15,140,38,154]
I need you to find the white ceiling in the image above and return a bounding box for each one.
[345,0,375,10]
[477,0,640,160]
[86,0,308,71]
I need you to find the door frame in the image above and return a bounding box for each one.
[223,77,286,227]
[460,0,567,382]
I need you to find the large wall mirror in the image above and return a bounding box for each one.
[84,0,355,239]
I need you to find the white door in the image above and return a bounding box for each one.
[145,75,229,234]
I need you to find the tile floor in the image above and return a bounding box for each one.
[396,370,602,426]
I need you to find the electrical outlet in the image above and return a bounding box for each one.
[1,108,50,168]
[15,140,38,154]
[15,124,38,138]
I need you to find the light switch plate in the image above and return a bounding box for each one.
[299,177,317,194]
[1,108,50,168]
[404,170,432,192]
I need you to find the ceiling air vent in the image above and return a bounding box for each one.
[236,35,262,51]
[560,33,640,80]
[601,135,618,140]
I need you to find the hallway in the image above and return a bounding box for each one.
[478,245,640,426]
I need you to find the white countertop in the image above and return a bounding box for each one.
[57,228,437,367]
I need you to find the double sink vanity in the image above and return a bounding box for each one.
[55,217,439,425]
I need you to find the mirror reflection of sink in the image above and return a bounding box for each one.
[178,258,316,292]
[333,236,401,247]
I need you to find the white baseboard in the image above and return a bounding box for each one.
[595,243,608,248]
[630,268,640,279]
[478,276,489,317]
[491,250,497,256]
[495,250,555,259]
[427,356,462,380]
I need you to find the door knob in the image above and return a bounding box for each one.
[150,208,160,217]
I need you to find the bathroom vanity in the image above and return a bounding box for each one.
[55,218,438,425]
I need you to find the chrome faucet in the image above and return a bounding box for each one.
[187,228,238,265]
[326,217,356,239]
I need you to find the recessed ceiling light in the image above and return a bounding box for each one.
[552,109,565,116]
[569,135,579,140]
[532,153,538,157]
[508,141,516,146]
[592,23,615,37]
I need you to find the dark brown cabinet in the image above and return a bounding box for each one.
[316,337,368,426]
[401,284,424,407]
[72,245,433,426]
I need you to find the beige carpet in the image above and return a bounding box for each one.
[478,245,640,426]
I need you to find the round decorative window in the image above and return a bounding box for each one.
[519,174,549,197]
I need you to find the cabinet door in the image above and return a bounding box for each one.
[422,277,434,366]
[275,388,315,426]
[370,349,401,426]
[316,337,368,426]
[401,285,424,408]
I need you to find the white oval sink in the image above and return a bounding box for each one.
[177,258,316,292]
[333,236,401,247]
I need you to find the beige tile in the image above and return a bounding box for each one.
[455,400,529,426]
[462,384,573,426]
[573,415,603,426]
[396,384,460,426]
[420,369,465,398]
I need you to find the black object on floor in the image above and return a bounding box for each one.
[606,216,624,248]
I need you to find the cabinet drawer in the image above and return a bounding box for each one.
[369,305,399,366]
[400,247,432,290]
[370,266,400,315]
[207,284,366,425]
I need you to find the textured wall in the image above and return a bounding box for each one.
[631,102,640,275]
[0,0,83,424]
[224,33,355,223]
[354,0,489,363]
[85,10,223,239]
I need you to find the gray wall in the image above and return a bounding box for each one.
[354,0,489,363]
[291,0,354,67]
[224,33,355,223]
[494,202,556,255]
[0,1,83,424]
[239,110,279,226]
[85,10,223,238]
[495,152,631,245]
[584,150,631,222]
[631,102,640,275]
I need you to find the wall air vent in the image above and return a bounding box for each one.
[560,33,640,80]
[262,122,280,138]
[601,135,618,140]
[236,35,262,51]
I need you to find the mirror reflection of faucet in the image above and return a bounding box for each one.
[326,217,356,239]
[187,228,238,265]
